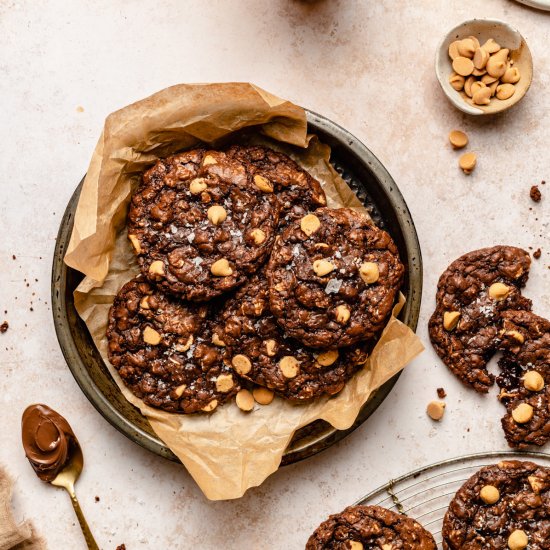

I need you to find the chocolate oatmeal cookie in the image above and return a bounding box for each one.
[429,246,532,393]
[442,460,550,549]
[497,310,550,449]
[225,145,326,225]
[107,278,239,413]
[213,271,369,401]
[267,208,404,349]
[306,505,437,549]
[127,148,280,301]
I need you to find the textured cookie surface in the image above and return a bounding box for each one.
[107,278,239,413]
[213,271,369,401]
[306,505,437,549]
[497,310,550,448]
[268,208,404,349]
[429,246,532,392]
[442,460,550,549]
[225,144,326,225]
[127,148,280,301]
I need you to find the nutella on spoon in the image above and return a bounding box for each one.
[21,404,78,482]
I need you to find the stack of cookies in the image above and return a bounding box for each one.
[106,145,404,414]
[429,246,549,449]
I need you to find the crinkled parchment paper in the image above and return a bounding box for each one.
[65,83,423,500]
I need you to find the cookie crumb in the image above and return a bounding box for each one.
[530,185,542,202]
[12,254,16,260]
[94,496,100,502]
[116,545,126,550]
[437,387,447,398]
[76,105,85,113]
[0,321,8,333]
[533,248,541,259]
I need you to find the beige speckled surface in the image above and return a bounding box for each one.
[0,1,548,548]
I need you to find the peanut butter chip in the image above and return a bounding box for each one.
[335,304,351,324]
[464,76,476,97]
[211,258,233,277]
[202,399,218,412]
[523,371,544,392]
[381,545,391,550]
[140,296,150,310]
[149,260,165,276]
[189,177,208,194]
[313,259,335,277]
[174,384,186,398]
[202,154,217,166]
[215,374,234,393]
[359,262,379,284]
[458,38,476,58]
[452,56,474,76]
[504,330,524,344]
[348,543,364,550]
[316,350,339,367]
[473,86,491,105]
[211,333,226,347]
[143,326,162,345]
[528,475,544,493]
[512,403,534,424]
[501,67,521,84]
[473,47,489,70]
[207,205,227,225]
[488,282,510,300]
[449,130,468,149]
[128,234,142,254]
[253,174,274,193]
[480,485,500,504]
[279,356,300,378]
[232,354,252,375]
[482,38,501,54]
[427,401,446,421]
[174,334,193,352]
[236,389,254,412]
[486,56,507,79]
[264,339,277,357]
[443,311,461,331]
[448,40,461,60]
[449,73,465,91]
[253,387,275,405]
[470,80,486,97]
[250,228,266,245]
[459,152,477,174]
[300,214,321,236]
[496,83,515,100]
[508,530,528,550]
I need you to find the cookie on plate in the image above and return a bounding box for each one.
[497,310,550,448]
[107,277,239,413]
[213,271,369,401]
[127,148,280,301]
[306,505,437,549]
[428,246,532,393]
[267,208,404,349]
[225,144,326,225]
[442,460,550,549]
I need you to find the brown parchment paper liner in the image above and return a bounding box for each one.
[65,83,424,500]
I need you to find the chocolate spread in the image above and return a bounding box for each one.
[21,404,77,481]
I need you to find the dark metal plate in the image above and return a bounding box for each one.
[51,110,423,466]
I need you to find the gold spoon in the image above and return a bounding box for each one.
[50,439,99,550]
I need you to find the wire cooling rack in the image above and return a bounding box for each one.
[355,451,550,548]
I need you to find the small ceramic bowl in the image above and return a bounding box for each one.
[435,19,533,115]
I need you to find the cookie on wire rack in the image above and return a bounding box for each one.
[306,505,437,549]
[442,460,550,549]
